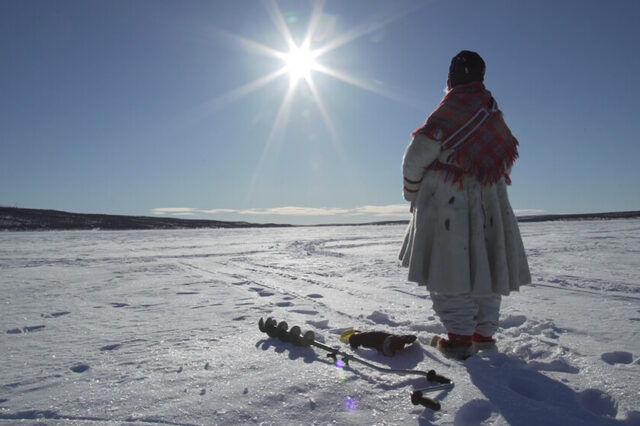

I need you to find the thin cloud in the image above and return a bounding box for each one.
[199,208,237,214]
[239,206,351,216]
[152,205,409,218]
[152,205,543,219]
[151,208,198,215]
[350,204,408,217]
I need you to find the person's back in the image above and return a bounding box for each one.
[399,50,531,359]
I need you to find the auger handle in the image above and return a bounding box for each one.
[427,369,451,384]
[411,390,441,411]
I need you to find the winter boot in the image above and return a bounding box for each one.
[472,333,498,352]
[430,333,473,360]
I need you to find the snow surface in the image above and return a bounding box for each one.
[1,219,639,425]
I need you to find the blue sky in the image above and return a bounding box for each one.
[2,0,639,225]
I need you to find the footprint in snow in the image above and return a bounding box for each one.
[100,344,122,351]
[110,302,129,308]
[70,364,90,373]
[249,287,274,297]
[41,311,70,318]
[7,325,47,334]
[454,399,495,425]
[601,351,633,365]
[306,293,324,299]
[276,301,293,307]
[578,389,618,418]
[23,325,46,332]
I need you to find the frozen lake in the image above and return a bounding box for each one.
[1,219,639,425]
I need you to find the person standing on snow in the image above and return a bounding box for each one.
[399,50,531,360]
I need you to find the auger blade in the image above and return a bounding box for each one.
[300,330,315,347]
[288,325,302,345]
[258,317,268,332]
[276,321,289,341]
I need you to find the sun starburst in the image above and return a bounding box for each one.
[190,0,424,202]
[282,42,319,86]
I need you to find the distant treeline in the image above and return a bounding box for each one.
[0,207,288,231]
[516,211,640,222]
[1,206,639,231]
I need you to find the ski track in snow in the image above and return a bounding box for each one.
[0,220,639,425]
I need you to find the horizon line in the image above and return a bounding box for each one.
[150,205,547,218]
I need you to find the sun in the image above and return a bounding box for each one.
[203,0,419,115]
[196,0,424,204]
[282,43,318,85]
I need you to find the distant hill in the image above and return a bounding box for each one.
[0,207,289,231]
[0,206,639,231]
[322,211,640,227]
[516,211,640,222]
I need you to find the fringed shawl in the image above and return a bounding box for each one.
[413,82,519,187]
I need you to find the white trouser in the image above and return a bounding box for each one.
[430,293,502,336]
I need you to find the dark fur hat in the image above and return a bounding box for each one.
[448,50,486,89]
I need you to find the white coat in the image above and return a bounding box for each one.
[399,133,531,296]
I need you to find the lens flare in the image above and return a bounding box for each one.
[336,358,346,384]
[283,11,297,23]
[343,396,358,412]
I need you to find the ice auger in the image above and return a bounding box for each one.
[258,317,454,411]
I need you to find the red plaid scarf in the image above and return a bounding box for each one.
[412,82,519,187]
